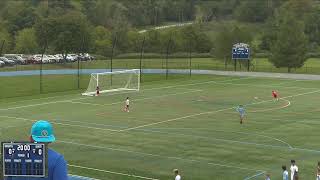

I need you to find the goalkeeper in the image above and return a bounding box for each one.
[236,105,246,124]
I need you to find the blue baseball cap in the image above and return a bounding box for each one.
[31,120,56,143]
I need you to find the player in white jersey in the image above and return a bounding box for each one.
[290,160,298,180]
[173,169,181,180]
[124,97,130,112]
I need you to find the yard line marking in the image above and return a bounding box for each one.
[0,116,119,132]
[119,89,320,132]
[244,171,266,180]
[68,164,159,180]
[58,140,263,172]
[70,89,203,106]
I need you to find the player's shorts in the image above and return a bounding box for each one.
[126,105,129,108]
[240,114,245,118]
[316,175,320,180]
[273,94,277,98]
[96,91,100,95]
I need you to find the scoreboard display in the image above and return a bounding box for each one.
[232,43,250,60]
[1,142,47,178]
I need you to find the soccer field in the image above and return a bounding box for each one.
[1,75,320,180]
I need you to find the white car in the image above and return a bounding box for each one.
[0,57,15,66]
[4,55,26,64]
[47,55,57,63]
[0,60,5,67]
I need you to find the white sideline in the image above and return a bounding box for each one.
[68,164,159,180]
[59,140,263,172]
[71,89,203,106]
[119,89,320,132]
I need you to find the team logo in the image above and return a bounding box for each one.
[41,130,48,137]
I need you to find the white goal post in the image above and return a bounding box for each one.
[82,69,140,96]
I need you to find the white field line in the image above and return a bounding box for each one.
[0,116,119,132]
[212,81,318,90]
[0,77,249,111]
[0,76,314,111]
[68,174,101,180]
[249,99,291,113]
[133,128,293,149]
[119,90,320,132]
[58,140,263,172]
[143,127,293,149]
[68,164,159,180]
[244,171,266,180]
[70,89,203,106]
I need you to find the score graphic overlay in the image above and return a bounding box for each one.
[232,43,250,60]
[1,142,47,178]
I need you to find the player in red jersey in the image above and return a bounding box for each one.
[272,90,279,101]
[96,86,100,96]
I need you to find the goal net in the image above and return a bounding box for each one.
[82,69,140,96]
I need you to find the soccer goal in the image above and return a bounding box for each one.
[82,69,140,96]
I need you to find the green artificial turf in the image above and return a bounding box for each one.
[0,75,320,179]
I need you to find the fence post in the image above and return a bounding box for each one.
[165,34,172,80]
[139,36,145,83]
[0,40,5,56]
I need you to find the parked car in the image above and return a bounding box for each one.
[4,55,26,64]
[47,55,57,63]
[0,60,5,67]
[0,57,16,66]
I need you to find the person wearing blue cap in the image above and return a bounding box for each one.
[6,120,68,180]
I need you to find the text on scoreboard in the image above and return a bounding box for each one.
[1,142,47,177]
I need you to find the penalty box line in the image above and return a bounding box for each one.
[119,89,320,132]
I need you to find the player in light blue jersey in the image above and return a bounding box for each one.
[236,105,246,124]
[282,165,289,180]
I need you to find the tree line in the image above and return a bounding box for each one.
[0,0,319,71]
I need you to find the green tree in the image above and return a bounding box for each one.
[304,6,320,49]
[214,24,253,64]
[269,11,308,72]
[14,28,39,54]
[234,0,270,22]
[35,12,92,60]
[0,25,13,54]
[93,26,112,56]
[4,1,38,34]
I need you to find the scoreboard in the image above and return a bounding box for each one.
[1,142,47,178]
[232,43,250,60]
